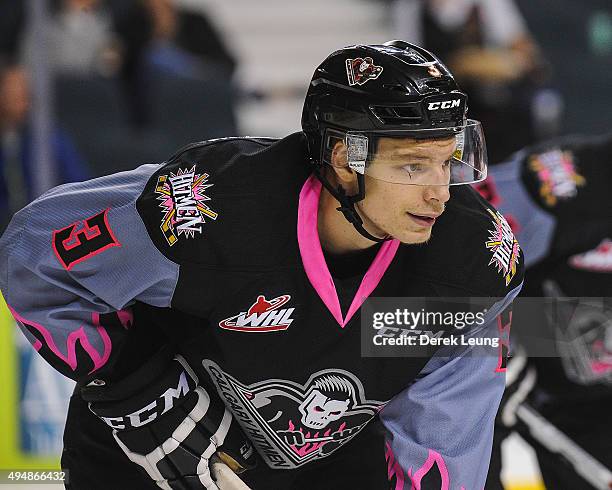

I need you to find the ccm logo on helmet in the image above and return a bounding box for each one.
[427,99,461,111]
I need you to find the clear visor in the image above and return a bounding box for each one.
[332,119,487,186]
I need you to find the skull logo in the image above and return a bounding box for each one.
[298,374,357,429]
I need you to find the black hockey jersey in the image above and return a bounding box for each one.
[0,132,523,489]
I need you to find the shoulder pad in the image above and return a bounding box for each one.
[135,133,310,267]
[520,134,612,218]
[512,134,612,261]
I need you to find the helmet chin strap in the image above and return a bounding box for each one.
[313,167,391,244]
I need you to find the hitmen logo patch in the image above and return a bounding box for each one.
[155,165,218,246]
[203,361,385,469]
[528,149,585,207]
[219,295,296,333]
[345,57,383,86]
[486,209,521,286]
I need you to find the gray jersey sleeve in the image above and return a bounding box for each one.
[380,283,522,489]
[486,154,556,267]
[0,164,180,382]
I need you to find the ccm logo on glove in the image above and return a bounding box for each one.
[90,367,197,430]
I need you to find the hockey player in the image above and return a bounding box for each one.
[0,41,523,489]
[477,133,612,489]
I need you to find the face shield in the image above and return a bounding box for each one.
[324,119,487,186]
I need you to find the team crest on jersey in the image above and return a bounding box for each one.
[569,239,612,272]
[155,166,218,246]
[528,149,585,207]
[203,361,385,469]
[345,57,383,86]
[219,295,296,332]
[486,209,521,286]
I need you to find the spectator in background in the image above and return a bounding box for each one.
[111,0,238,125]
[50,0,236,128]
[142,0,237,78]
[0,62,89,230]
[0,0,236,128]
[514,0,612,135]
[392,0,563,163]
[0,0,26,60]
[0,0,138,124]
[47,0,120,76]
[1,0,122,77]
[43,0,151,127]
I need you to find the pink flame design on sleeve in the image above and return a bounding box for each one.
[385,441,406,490]
[386,444,468,490]
[9,305,112,374]
[410,449,450,490]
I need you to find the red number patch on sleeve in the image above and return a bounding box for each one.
[495,308,513,373]
[474,177,521,234]
[52,208,121,270]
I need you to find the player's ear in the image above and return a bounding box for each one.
[329,140,355,186]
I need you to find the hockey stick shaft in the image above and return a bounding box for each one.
[516,403,612,489]
[210,455,253,490]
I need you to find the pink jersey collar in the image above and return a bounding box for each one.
[297,174,400,327]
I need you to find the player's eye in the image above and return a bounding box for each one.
[442,158,452,168]
[314,406,324,412]
[403,163,425,173]
[330,411,341,415]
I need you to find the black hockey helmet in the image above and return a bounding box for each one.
[303,41,464,143]
[301,40,488,241]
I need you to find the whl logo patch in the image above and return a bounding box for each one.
[219,295,296,332]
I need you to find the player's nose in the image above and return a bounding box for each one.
[423,184,450,205]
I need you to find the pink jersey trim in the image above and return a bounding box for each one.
[344,238,400,326]
[297,174,400,327]
[386,441,406,490]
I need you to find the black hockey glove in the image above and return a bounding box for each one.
[82,348,256,489]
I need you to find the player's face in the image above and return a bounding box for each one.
[356,137,453,244]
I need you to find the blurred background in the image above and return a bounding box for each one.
[0,0,611,488]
